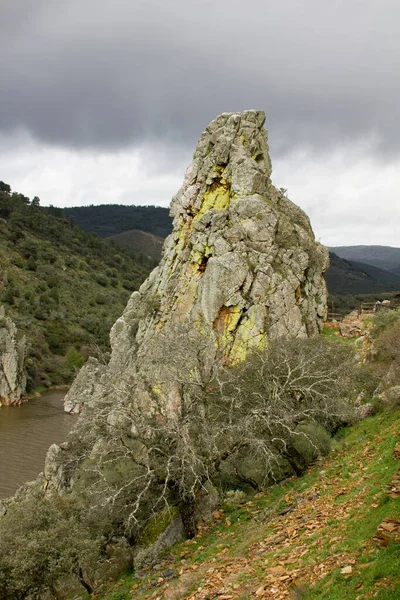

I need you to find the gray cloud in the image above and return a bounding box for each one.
[1,0,400,156]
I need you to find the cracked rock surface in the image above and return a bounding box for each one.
[57,110,329,482]
[0,305,26,406]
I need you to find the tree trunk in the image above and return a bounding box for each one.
[179,496,197,539]
[77,567,93,595]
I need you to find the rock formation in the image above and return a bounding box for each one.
[63,110,328,417]
[0,306,26,406]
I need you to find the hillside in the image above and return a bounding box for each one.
[325,252,400,296]
[63,204,172,239]
[95,408,400,600]
[62,206,400,299]
[331,245,400,273]
[0,183,153,391]
[106,229,164,261]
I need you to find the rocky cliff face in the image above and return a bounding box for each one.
[0,306,26,406]
[63,109,328,419]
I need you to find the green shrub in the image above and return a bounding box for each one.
[45,321,72,354]
[381,385,400,410]
[375,319,400,362]
[371,309,400,338]
[11,254,24,268]
[95,293,107,305]
[122,278,136,291]
[289,422,332,470]
[26,256,37,271]
[95,274,109,287]
[64,347,85,369]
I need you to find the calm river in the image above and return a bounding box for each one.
[0,390,76,499]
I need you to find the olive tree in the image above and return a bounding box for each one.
[0,492,100,599]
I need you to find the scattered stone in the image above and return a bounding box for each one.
[255,585,265,596]
[341,565,353,575]
[162,569,175,579]
[374,518,400,547]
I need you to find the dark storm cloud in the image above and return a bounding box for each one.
[1,0,400,155]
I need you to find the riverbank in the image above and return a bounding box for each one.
[0,384,70,408]
[26,384,70,401]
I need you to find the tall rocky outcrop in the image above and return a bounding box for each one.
[0,306,26,406]
[63,109,328,418]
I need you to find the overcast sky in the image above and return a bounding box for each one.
[1,0,399,246]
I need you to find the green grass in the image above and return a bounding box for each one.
[87,409,400,600]
[322,325,359,344]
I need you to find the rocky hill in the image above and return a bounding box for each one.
[1,111,374,600]
[62,109,329,414]
[1,112,399,600]
[45,109,335,567]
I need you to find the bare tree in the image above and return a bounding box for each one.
[70,335,356,540]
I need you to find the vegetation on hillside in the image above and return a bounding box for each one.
[94,407,400,600]
[82,309,400,600]
[0,182,154,391]
[63,205,173,239]
[326,253,400,296]
[1,295,400,598]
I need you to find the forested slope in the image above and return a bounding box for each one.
[63,204,173,239]
[0,182,153,391]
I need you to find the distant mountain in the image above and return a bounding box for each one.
[64,204,172,239]
[330,245,400,273]
[106,229,164,261]
[325,252,400,295]
[391,264,400,276]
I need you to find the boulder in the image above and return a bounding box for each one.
[63,109,329,417]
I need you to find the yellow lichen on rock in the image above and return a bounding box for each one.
[194,181,231,222]
[229,307,267,364]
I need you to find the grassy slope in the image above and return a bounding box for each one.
[90,410,400,600]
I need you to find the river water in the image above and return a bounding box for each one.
[0,390,76,499]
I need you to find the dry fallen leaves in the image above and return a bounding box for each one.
[373,518,400,548]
